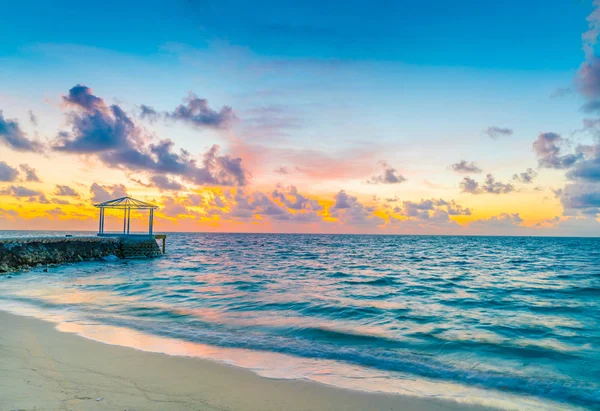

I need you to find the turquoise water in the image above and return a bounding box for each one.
[0,232,599,410]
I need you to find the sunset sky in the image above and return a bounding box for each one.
[1,0,600,235]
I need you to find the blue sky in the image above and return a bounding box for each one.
[0,0,589,68]
[1,0,599,235]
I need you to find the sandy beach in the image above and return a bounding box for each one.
[0,311,495,411]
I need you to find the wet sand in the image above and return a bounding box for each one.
[0,311,493,411]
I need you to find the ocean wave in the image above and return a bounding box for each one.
[1,232,599,409]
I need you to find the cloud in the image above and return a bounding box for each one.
[467,213,524,232]
[150,175,184,191]
[484,126,513,139]
[330,190,384,226]
[512,168,537,184]
[53,85,248,187]
[90,183,128,203]
[560,182,600,215]
[576,58,600,99]
[450,160,482,174]
[33,194,51,204]
[566,143,600,182]
[0,161,19,182]
[533,132,581,169]
[62,84,106,111]
[139,105,160,122]
[28,110,38,126]
[19,164,41,182]
[394,198,471,220]
[459,176,480,194]
[576,1,600,99]
[272,185,322,211]
[54,185,80,197]
[274,166,290,174]
[54,86,139,153]
[223,187,322,223]
[581,100,600,113]
[0,207,19,219]
[161,195,193,217]
[550,87,572,99]
[0,111,44,152]
[167,93,236,129]
[367,161,406,184]
[0,185,42,197]
[460,174,514,194]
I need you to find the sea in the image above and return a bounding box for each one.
[0,231,598,410]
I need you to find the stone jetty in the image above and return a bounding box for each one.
[0,236,162,273]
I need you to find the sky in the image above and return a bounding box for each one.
[1,0,600,235]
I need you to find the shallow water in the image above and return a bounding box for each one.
[1,232,598,410]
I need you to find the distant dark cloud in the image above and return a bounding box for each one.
[459,176,479,194]
[450,160,482,174]
[330,190,384,226]
[54,185,79,197]
[481,174,515,194]
[139,105,160,122]
[272,185,322,211]
[62,84,106,111]
[469,213,524,230]
[395,198,471,220]
[90,183,128,203]
[566,143,600,182]
[53,85,248,187]
[0,185,42,197]
[150,175,184,191]
[0,161,19,182]
[533,132,581,169]
[224,187,322,223]
[52,198,70,205]
[19,164,40,182]
[580,100,600,113]
[28,110,38,126]
[274,166,290,174]
[576,57,600,100]
[550,87,572,99]
[485,126,513,139]
[367,161,406,184]
[0,111,44,152]
[33,194,51,204]
[167,93,236,129]
[512,168,537,184]
[460,174,514,194]
[560,182,600,215]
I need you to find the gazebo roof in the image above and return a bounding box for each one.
[93,196,158,210]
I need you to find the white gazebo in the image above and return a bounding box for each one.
[93,196,158,236]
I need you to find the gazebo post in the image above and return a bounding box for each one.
[149,209,154,235]
[123,208,127,234]
[126,207,131,234]
[101,208,105,234]
[98,208,102,234]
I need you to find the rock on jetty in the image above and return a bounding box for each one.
[0,236,162,273]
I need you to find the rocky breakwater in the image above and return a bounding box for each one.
[0,236,123,273]
[119,236,162,258]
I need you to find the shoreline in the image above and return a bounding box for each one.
[0,310,496,411]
